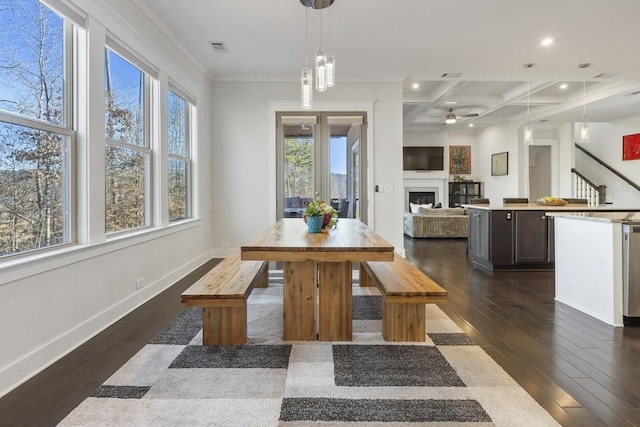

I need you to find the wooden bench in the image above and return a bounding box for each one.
[360,254,447,342]
[181,251,268,345]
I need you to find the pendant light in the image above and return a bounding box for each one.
[325,4,335,87]
[578,63,591,143]
[299,0,335,101]
[301,4,312,109]
[523,63,534,145]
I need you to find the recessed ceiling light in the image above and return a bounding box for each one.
[412,83,420,89]
[468,123,474,128]
[445,101,457,104]
[559,83,568,90]
[541,37,554,46]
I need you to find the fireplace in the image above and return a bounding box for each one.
[408,191,435,210]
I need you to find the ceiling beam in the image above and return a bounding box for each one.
[403,81,469,125]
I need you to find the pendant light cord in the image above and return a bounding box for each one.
[582,70,586,122]
[305,5,309,67]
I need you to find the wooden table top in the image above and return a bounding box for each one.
[240,218,395,262]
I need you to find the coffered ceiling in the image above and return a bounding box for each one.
[135,0,640,133]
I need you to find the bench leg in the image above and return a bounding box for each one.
[381,300,426,342]
[359,263,375,287]
[253,262,269,288]
[202,305,247,345]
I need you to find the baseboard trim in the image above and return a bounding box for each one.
[0,250,214,398]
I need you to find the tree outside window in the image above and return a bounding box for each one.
[0,0,72,257]
[104,48,150,233]
[167,89,190,221]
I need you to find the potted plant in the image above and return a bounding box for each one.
[304,195,338,232]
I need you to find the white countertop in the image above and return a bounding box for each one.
[463,203,640,212]
[546,211,640,224]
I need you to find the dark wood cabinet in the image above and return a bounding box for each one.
[514,211,548,263]
[467,206,635,270]
[468,208,490,262]
[449,182,482,207]
[490,210,514,265]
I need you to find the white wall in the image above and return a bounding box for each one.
[0,0,214,397]
[575,119,640,205]
[475,123,521,203]
[211,81,405,254]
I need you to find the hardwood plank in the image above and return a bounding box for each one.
[4,238,640,427]
[403,237,640,427]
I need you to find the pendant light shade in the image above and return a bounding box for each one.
[523,63,534,145]
[325,51,335,87]
[579,122,590,142]
[523,125,533,144]
[579,63,590,143]
[301,67,313,109]
[300,4,312,109]
[315,47,327,91]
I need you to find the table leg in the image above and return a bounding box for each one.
[283,261,317,340]
[318,261,353,341]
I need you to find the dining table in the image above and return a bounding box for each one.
[240,218,395,341]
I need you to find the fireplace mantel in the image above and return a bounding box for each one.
[403,176,448,210]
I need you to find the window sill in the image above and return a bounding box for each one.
[0,218,201,287]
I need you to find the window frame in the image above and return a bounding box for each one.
[0,6,76,259]
[167,86,193,222]
[103,44,154,235]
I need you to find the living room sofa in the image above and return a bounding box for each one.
[403,207,468,238]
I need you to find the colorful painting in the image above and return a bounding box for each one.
[623,133,640,160]
[449,145,471,174]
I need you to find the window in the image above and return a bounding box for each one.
[0,0,73,258]
[104,47,151,233]
[167,89,191,221]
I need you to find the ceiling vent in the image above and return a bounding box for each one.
[593,72,618,79]
[441,73,461,78]
[210,42,229,53]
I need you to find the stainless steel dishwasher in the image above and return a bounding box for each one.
[623,224,640,325]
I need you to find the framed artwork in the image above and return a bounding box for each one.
[491,152,508,176]
[449,145,471,174]
[623,133,640,160]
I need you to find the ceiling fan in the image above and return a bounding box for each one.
[444,108,479,124]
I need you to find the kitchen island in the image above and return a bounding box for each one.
[548,212,640,326]
[464,203,640,271]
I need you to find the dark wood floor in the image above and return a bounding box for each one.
[404,237,640,427]
[1,239,639,426]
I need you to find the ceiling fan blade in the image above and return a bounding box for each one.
[461,113,479,118]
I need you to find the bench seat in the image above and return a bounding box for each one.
[181,251,268,345]
[360,254,447,341]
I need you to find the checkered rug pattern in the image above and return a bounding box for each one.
[60,271,559,426]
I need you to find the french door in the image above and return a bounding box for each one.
[276,112,367,223]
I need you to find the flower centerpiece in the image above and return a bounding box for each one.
[303,195,338,232]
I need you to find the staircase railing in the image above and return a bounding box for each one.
[575,143,640,196]
[571,168,606,205]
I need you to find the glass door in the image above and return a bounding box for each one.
[277,112,367,223]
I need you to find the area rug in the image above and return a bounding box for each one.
[59,271,559,426]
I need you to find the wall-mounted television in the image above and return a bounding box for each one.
[403,146,444,171]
